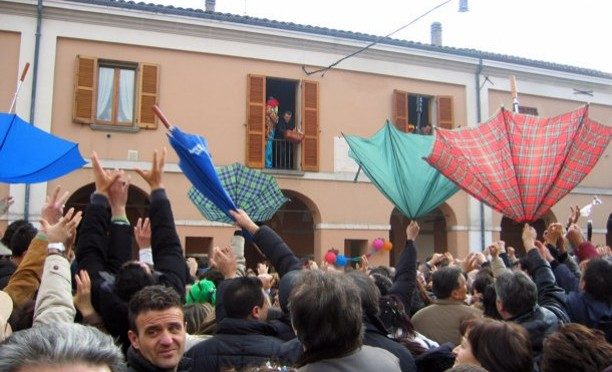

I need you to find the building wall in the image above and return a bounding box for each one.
[1,0,610,262]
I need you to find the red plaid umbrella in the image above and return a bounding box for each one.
[425,105,612,222]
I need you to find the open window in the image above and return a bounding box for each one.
[73,55,160,131]
[246,74,319,171]
[393,90,454,132]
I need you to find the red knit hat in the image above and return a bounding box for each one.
[575,241,599,262]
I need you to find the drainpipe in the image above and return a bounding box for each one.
[475,58,485,250]
[23,0,43,221]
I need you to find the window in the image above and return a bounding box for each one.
[185,236,213,256]
[518,106,539,116]
[246,74,319,171]
[73,56,159,130]
[393,90,454,132]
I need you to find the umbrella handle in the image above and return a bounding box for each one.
[152,105,173,130]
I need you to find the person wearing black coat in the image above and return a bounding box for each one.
[186,276,286,370]
[76,151,188,353]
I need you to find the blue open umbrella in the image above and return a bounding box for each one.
[154,106,237,222]
[0,113,86,183]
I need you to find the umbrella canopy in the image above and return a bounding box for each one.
[0,113,86,183]
[344,122,458,219]
[167,126,237,220]
[425,105,612,222]
[188,163,289,223]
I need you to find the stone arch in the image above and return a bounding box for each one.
[244,189,318,268]
[500,210,556,256]
[65,182,150,257]
[389,203,456,265]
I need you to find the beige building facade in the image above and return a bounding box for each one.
[1,0,611,267]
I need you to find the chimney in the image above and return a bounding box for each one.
[205,0,215,12]
[431,22,442,47]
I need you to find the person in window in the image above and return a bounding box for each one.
[273,110,295,169]
[265,97,279,169]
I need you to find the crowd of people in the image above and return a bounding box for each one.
[0,148,610,371]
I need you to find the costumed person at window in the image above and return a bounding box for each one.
[264,96,279,169]
[274,110,296,169]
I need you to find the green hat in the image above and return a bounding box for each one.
[186,279,216,305]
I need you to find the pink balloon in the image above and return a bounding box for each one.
[372,238,384,251]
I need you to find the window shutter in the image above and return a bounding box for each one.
[436,96,454,129]
[393,90,407,132]
[246,74,266,168]
[73,56,96,124]
[137,63,160,129]
[301,80,319,172]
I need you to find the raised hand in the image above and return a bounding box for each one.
[229,209,259,235]
[41,186,70,225]
[108,170,130,217]
[186,257,198,279]
[535,240,554,262]
[91,152,121,197]
[406,220,420,241]
[522,223,537,251]
[210,245,237,279]
[544,222,564,246]
[0,195,14,215]
[566,224,585,248]
[134,217,151,249]
[40,207,82,245]
[567,205,580,227]
[135,148,166,191]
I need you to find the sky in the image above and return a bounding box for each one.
[149,0,612,74]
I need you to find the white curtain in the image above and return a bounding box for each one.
[118,69,135,122]
[96,67,113,121]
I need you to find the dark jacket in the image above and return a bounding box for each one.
[566,291,612,342]
[77,190,187,352]
[186,317,285,371]
[279,320,417,372]
[364,318,417,372]
[512,249,570,363]
[0,258,16,289]
[389,240,417,313]
[127,346,192,372]
[216,225,301,341]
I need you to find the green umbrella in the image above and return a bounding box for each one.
[344,121,458,219]
[188,163,289,223]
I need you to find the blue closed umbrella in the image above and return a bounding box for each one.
[167,125,237,220]
[152,106,238,223]
[0,113,86,183]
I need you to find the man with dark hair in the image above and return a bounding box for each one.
[273,110,296,169]
[346,270,416,371]
[127,285,190,371]
[495,224,569,361]
[9,223,37,264]
[411,265,482,345]
[564,258,612,341]
[186,264,283,370]
[0,220,32,289]
[290,270,400,370]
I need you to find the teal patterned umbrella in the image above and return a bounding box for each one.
[188,163,289,223]
[344,121,458,219]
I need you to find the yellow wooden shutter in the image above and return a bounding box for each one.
[246,75,265,168]
[436,96,454,129]
[137,63,160,129]
[73,56,96,124]
[301,80,319,172]
[393,89,407,132]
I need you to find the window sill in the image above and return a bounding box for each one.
[90,123,140,133]
[262,168,305,177]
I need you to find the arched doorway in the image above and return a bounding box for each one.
[500,211,556,256]
[65,183,150,258]
[389,206,449,266]
[244,190,317,269]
